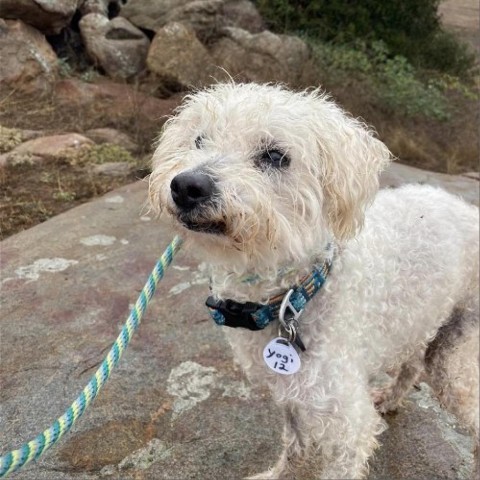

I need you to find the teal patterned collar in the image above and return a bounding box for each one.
[205,244,334,350]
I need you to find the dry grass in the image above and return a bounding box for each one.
[0,91,162,154]
[0,81,174,240]
[322,81,479,175]
[0,154,148,239]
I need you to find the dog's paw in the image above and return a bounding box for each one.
[370,386,397,413]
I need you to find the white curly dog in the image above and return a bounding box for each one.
[149,83,479,479]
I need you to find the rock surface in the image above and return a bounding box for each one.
[147,22,217,89]
[0,0,78,35]
[121,0,192,31]
[0,163,477,479]
[79,13,150,79]
[0,19,58,95]
[54,78,180,124]
[79,0,123,16]
[0,125,45,154]
[380,162,479,206]
[211,27,311,84]
[92,161,133,176]
[2,133,93,165]
[84,128,138,153]
[222,0,264,33]
[121,0,264,41]
[162,0,226,42]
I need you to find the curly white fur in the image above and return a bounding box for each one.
[149,83,479,479]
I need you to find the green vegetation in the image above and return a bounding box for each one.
[58,58,74,78]
[0,125,24,153]
[310,40,455,120]
[254,0,477,78]
[69,143,135,165]
[58,58,98,82]
[254,0,478,122]
[53,190,76,202]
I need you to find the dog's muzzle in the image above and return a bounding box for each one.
[170,171,225,234]
[170,171,215,211]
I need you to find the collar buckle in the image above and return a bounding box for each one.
[206,296,263,330]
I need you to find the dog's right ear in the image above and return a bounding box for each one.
[309,96,392,241]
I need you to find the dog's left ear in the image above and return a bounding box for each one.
[313,104,392,241]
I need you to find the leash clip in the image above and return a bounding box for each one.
[278,289,306,351]
[279,289,303,328]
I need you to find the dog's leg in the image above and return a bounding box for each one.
[425,297,479,478]
[247,401,311,480]
[310,384,386,480]
[373,351,424,414]
[254,367,385,479]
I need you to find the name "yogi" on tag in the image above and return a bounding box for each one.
[263,337,301,375]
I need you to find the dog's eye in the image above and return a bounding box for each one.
[195,135,204,149]
[256,148,290,170]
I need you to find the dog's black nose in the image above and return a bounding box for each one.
[170,171,215,210]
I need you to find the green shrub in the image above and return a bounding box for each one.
[416,30,478,78]
[379,56,449,119]
[255,0,440,42]
[309,40,459,120]
[254,0,477,78]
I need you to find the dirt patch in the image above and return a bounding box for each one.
[0,157,145,239]
[0,79,180,240]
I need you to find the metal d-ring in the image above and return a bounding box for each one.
[278,289,307,351]
[278,320,297,343]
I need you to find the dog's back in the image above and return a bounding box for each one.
[371,184,479,453]
[337,183,478,365]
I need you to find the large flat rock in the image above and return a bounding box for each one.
[0,163,477,479]
[380,162,479,206]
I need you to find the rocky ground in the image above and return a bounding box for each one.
[0,167,478,480]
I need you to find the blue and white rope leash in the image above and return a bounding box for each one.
[0,235,183,477]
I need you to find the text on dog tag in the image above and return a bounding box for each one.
[263,337,301,375]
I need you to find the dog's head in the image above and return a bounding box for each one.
[149,83,391,269]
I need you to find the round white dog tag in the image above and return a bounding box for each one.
[263,337,301,375]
